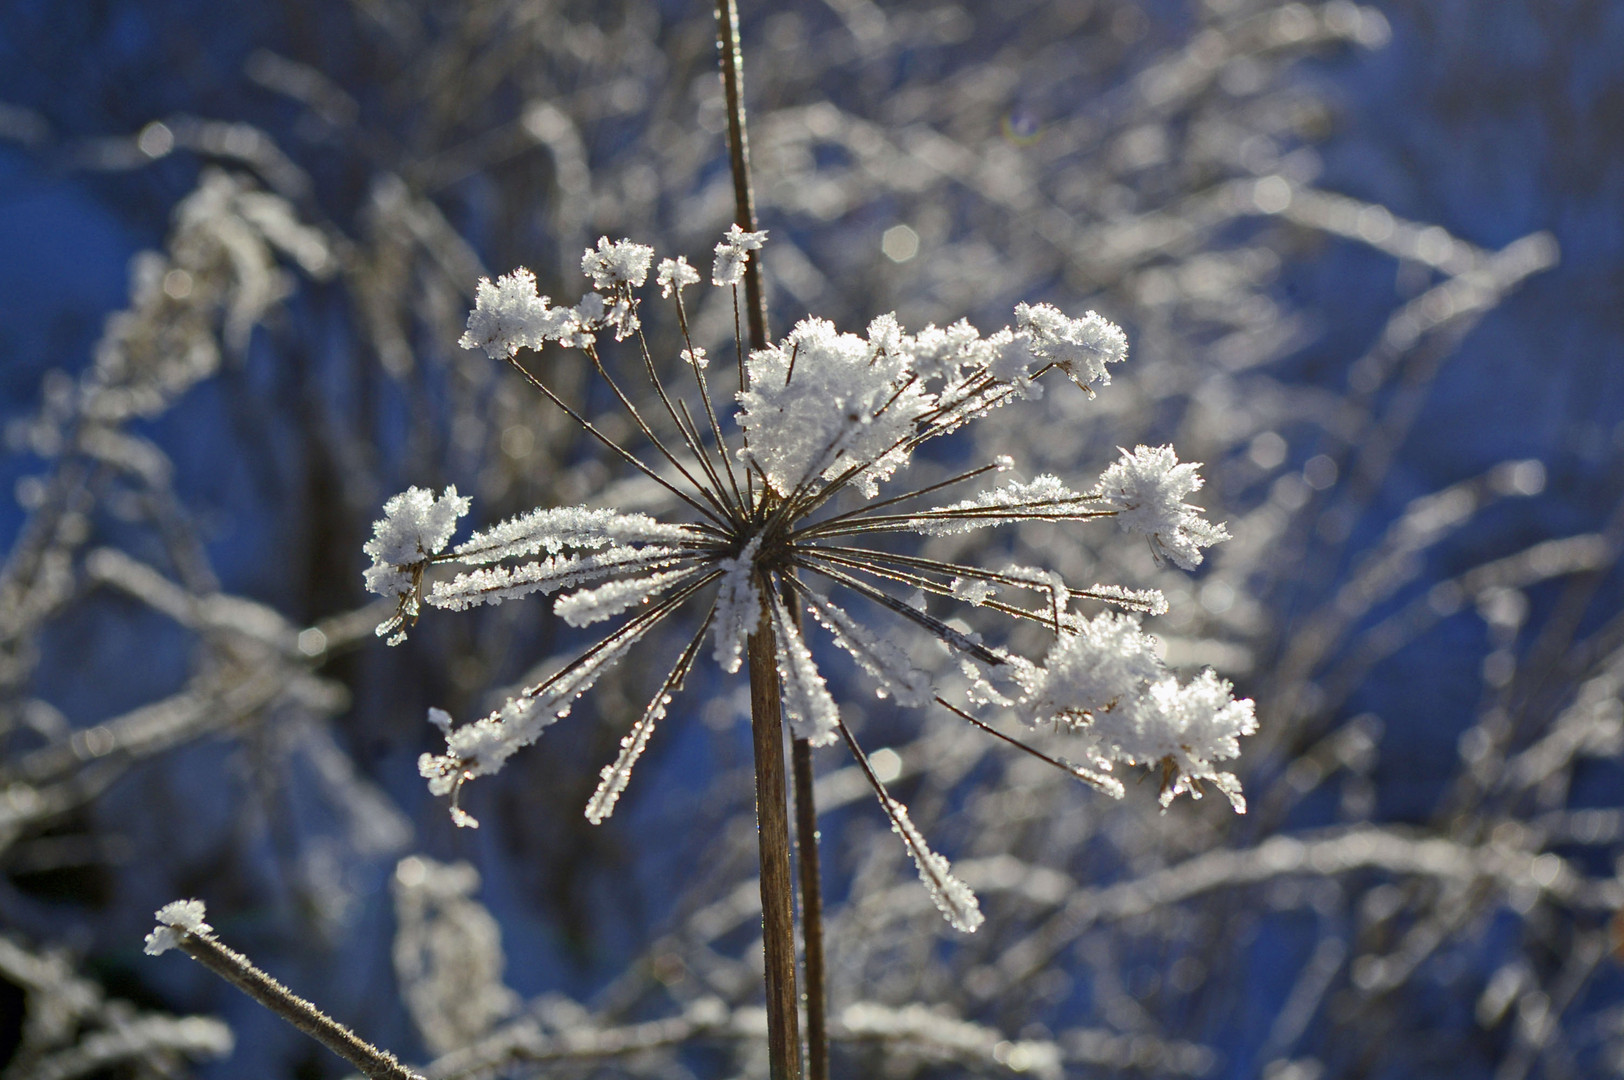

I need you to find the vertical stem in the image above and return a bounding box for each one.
[718,5,813,1075]
[792,736,829,1080]
[715,0,770,356]
[748,618,803,1080]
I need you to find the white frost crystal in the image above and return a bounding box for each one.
[1094,444,1230,569]
[1017,612,1165,724]
[736,317,935,498]
[1096,670,1258,811]
[364,485,472,643]
[1015,301,1128,390]
[459,269,573,358]
[581,236,654,289]
[711,223,768,286]
[656,255,700,298]
[1015,611,1257,810]
[144,899,212,955]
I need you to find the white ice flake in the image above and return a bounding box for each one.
[1095,670,1258,811]
[364,486,471,644]
[581,237,654,290]
[1015,302,1128,390]
[1093,445,1230,570]
[656,256,701,298]
[950,577,998,606]
[768,595,840,746]
[736,317,935,498]
[144,899,212,955]
[711,223,768,287]
[712,536,762,673]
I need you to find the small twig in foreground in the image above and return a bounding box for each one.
[146,900,423,1080]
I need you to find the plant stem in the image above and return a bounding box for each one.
[747,620,803,1080]
[792,736,829,1080]
[714,0,769,355]
[174,931,421,1080]
[717,4,823,1075]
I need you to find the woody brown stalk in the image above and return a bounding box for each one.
[172,930,421,1080]
[715,0,770,358]
[717,5,834,1076]
[746,618,803,1080]
[718,3,804,1078]
[792,735,828,1080]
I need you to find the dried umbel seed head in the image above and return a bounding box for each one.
[364,228,1251,928]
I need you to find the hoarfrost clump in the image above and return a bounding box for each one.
[735,316,935,498]
[1100,669,1259,811]
[363,486,472,644]
[711,223,768,286]
[458,270,568,359]
[656,255,701,298]
[1015,301,1129,391]
[366,228,1253,926]
[1094,444,1231,569]
[581,236,654,290]
[1016,613,1257,808]
[144,899,212,956]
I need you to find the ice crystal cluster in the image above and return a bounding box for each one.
[144,899,212,956]
[364,230,1253,929]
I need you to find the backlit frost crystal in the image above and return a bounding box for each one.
[581,237,654,289]
[712,223,768,286]
[459,270,568,359]
[1015,301,1129,390]
[1094,444,1230,569]
[144,899,212,955]
[364,486,471,643]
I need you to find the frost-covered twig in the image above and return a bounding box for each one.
[145,901,422,1080]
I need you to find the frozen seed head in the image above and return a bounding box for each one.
[1017,611,1165,724]
[364,486,471,643]
[1100,670,1258,811]
[735,316,934,499]
[459,269,551,359]
[389,236,1249,923]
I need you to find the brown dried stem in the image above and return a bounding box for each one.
[172,930,421,1080]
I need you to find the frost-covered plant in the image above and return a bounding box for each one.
[363,228,1253,937]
